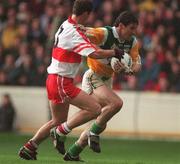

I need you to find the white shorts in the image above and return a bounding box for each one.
[82,69,112,94]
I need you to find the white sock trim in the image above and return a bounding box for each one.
[63,122,71,133]
[29,140,38,149]
[90,131,97,136]
[56,128,64,136]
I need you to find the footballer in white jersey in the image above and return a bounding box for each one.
[47,17,96,79]
[19,0,121,161]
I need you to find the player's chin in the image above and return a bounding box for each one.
[125,35,131,41]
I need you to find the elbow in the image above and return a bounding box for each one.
[88,52,99,59]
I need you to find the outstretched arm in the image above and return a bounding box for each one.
[88,47,124,60]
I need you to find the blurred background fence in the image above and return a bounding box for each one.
[1,86,180,139]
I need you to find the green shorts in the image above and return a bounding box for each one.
[82,69,112,94]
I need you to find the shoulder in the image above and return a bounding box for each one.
[104,26,112,30]
[130,35,138,47]
[103,26,115,40]
[131,35,137,42]
[104,26,113,34]
[86,27,107,33]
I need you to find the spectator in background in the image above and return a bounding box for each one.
[0,70,8,85]
[1,12,18,49]
[16,2,30,23]
[168,61,180,92]
[139,51,160,90]
[154,72,169,92]
[0,93,16,132]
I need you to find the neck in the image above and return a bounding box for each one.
[116,26,124,40]
[72,14,84,25]
[71,14,77,23]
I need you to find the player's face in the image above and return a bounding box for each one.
[121,23,138,40]
[80,12,91,24]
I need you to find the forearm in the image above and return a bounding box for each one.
[132,63,141,73]
[89,49,115,59]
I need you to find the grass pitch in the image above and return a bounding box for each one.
[0,132,179,164]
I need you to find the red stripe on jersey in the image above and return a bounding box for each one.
[75,45,95,53]
[72,43,89,51]
[68,16,97,50]
[73,43,93,53]
[76,27,96,48]
[52,47,81,63]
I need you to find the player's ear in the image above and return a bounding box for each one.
[119,23,126,29]
[83,11,91,17]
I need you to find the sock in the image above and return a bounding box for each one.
[24,140,38,152]
[90,122,104,135]
[57,122,71,135]
[68,142,83,157]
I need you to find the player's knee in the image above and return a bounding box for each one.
[91,103,101,118]
[94,104,102,117]
[112,99,123,114]
[51,119,61,127]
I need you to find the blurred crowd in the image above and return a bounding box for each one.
[0,0,179,92]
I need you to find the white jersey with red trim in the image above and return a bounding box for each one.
[47,17,96,78]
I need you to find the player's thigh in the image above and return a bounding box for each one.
[82,69,94,94]
[70,90,101,113]
[93,84,122,106]
[49,101,69,123]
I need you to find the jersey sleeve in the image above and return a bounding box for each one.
[85,27,108,46]
[72,29,97,57]
[130,38,141,65]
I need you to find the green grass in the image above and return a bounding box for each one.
[0,133,180,164]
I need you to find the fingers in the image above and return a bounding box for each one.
[124,68,134,75]
[113,61,125,73]
[117,61,125,69]
[110,57,126,73]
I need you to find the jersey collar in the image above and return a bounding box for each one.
[112,26,125,43]
[68,16,77,25]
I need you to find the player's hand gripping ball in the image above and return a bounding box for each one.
[111,52,133,74]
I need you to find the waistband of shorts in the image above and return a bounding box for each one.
[48,74,74,81]
[89,69,111,81]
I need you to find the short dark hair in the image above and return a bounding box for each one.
[72,0,93,16]
[114,11,138,27]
